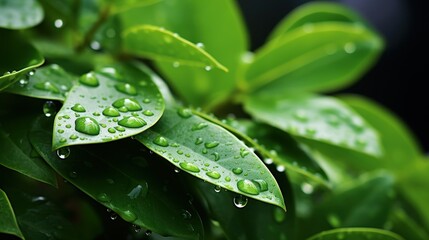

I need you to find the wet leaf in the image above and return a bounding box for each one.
[0,0,44,30]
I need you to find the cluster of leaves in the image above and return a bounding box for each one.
[0,0,427,239]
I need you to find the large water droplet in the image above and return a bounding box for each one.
[273,208,286,223]
[232,167,243,175]
[43,101,56,117]
[114,83,137,95]
[206,171,221,179]
[112,98,142,111]
[71,103,86,112]
[237,179,260,195]
[34,81,60,93]
[102,107,120,117]
[118,116,147,128]
[56,147,70,159]
[177,108,192,118]
[180,162,200,173]
[75,117,100,135]
[233,195,248,208]
[54,19,63,28]
[253,179,268,192]
[153,136,169,147]
[79,72,99,87]
[120,210,137,222]
[205,141,219,149]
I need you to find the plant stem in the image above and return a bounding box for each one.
[75,5,111,52]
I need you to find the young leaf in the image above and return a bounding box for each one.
[244,94,381,157]
[268,2,370,41]
[136,107,286,210]
[0,0,44,30]
[307,228,404,240]
[52,63,165,150]
[243,23,383,94]
[122,25,228,72]
[0,188,24,240]
[0,30,44,91]
[6,64,76,102]
[30,124,203,240]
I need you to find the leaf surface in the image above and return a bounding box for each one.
[0,188,24,239]
[0,0,43,29]
[307,228,404,240]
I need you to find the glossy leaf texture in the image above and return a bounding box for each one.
[0,188,24,239]
[268,2,370,41]
[243,23,383,94]
[245,93,381,157]
[118,0,248,108]
[52,63,165,150]
[122,25,227,72]
[0,94,57,187]
[31,119,204,240]
[307,228,404,240]
[0,0,44,29]
[0,30,44,91]
[136,107,286,210]
[225,118,329,187]
[6,64,76,101]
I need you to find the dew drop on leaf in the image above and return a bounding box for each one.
[112,98,142,111]
[142,110,154,116]
[153,136,169,147]
[179,162,200,173]
[206,171,221,179]
[233,195,248,208]
[97,193,111,203]
[75,117,100,135]
[43,101,56,117]
[232,167,243,175]
[71,103,86,112]
[237,179,260,195]
[120,210,137,222]
[114,83,137,96]
[205,141,219,149]
[79,72,99,87]
[34,81,61,93]
[56,147,70,159]
[118,116,147,128]
[214,185,221,192]
[344,42,356,54]
[177,108,192,118]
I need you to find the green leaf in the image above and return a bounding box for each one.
[122,25,227,72]
[0,188,24,239]
[243,23,383,94]
[6,64,76,101]
[268,2,370,41]
[0,0,44,30]
[389,207,429,240]
[0,30,44,91]
[136,107,286,210]
[30,122,203,240]
[52,63,165,150]
[307,228,404,240]
[0,94,57,187]
[225,119,329,187]
[244,94,381,156]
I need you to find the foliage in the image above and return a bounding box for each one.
[0,1,426,239]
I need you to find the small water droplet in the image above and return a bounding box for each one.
[110,213,118,220]
[181,210,192,219]
[79,72,99,87]
[211,152,220,161]
[90,41,101,51]
[237,179,260,195]
[112,98,142,111]
[97,193,111,202]
[173,61,180,68]
[145,230,152,237]
[65,124,71,129]
[120,210,137,222]
[206,171,221,179]
[177,108,192,118]
[301,182,314,194]
[35,81,60,93]
[196,42,205,48]
[75,117,100,135]
[115,126,125,132]
[71,103,86,112]
[18,76,29,87]
[180,162,200,173]
[118,116,147,128]
[54,19,63,28]
[294,110,308,122]
[232,167,243,175]
[143,98,151,103]
[241,51,254,64]
[56,147,70,159]
[204,65,212,71]
[114,83,137,95]
[233,195,248,208]
[153,136,169,147]
[214,185,221,192]
[31,196,46,202]
[43,101,56,117]
[276,165,285,172]
[57,129,64,134]
[132,224,141,233]
[205,141,219,149]
[142,110,154,116]
[240,148,249,157]
[225,176,231,182]
[192,122,208,131]
[69,134,78,140]
[344,42,356,54]
[305,128,317,135]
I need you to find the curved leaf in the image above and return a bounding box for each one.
[244,94,381,156]
[243,23,383,94]
[6,64,76,101]
[0,188,24,239]
[0,30,44,91]
[123,25,227,72]
[52,63,165,150]
[30,119,203,240]
[0,0,43,30]
[389,207,429,240]
[307,228,404,240]
[268,2,370,41]
[136,107,285,210]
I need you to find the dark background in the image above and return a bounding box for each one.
[238,0,428,151]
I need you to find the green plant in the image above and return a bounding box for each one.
[0,1,427,239]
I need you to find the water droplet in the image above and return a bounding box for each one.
[173,61,180,68]
[79,72,99,87]
[69,171,78,178]
[90,41,101,51]
[181,210,192,219]
[204,65,212,71]
[174,168,180,173]
[240,148,249,157]
[71,103,86,112]
[57,129,64,134]
[65,124,71,129]
[143,98,151,103]
[118,116,147,128]
[301,182,314,194]
[56,147,70,159]
[276,165,285,172]
[18,76,29,87]
[180,162,200,173]
[241,51,254,64]
[132,224,141,233]
[177,108,192,118]
[142,110,154,116]
[120,210,137,222]
[34,81,60,93]
[233,195,248,208]
[206,171,221,179]
[59,138,67,143]
[253,179,268,192]
[114,83,137,95]
[232,167,243,175]
[97,193,111,202]
[110,213,118,220]
[344,42,356,54]
[350,117,364,131]
[264,158,273,165]
[43,101,56,117]
[153,136,169,147]
[196,42,205,48]
[69,134,78,140]
[273,208,286,223]
[127,184,146,199]
[54,19,63,28]
[75,117,100,135]
[112,98,142,111]
[191,122,208,131]
[294,110,308,122]
[102,106,120,117]
[115,126,125,132]
[237,179,260,195]
[205,141,219,149]
[214,185,221,192]
[305,128,317,135]
[145,230,152,237]
[211,152,220,161]
[327,213,341,227]
[355,138,367,148]
[225,176,231,182]
[107,128,115,133]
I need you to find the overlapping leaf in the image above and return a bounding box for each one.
[0,188,23,239]
[307,228,404,240]
[0,0,44,30]
[136,107,285,210]
[52,63,165,150]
